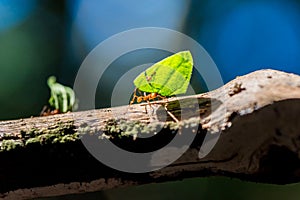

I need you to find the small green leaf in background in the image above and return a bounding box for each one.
[47,76,77,113]
[133,50,194,97]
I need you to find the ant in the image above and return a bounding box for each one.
[130,88,166,105]
[129,72,178,122]
[129,88,178,122]
[130,71,166,105]
[40,105,60,116]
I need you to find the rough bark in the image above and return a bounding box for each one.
[1,69,300,199]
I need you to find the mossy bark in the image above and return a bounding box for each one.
[1,69,300,199]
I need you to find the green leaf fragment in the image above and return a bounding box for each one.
[133,50,194,96]
[47,76,77,113]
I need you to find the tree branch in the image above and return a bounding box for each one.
[1,69,300,199]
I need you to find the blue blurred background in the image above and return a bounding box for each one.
[1,0,300,199]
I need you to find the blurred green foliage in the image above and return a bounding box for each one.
[0,3,64,119]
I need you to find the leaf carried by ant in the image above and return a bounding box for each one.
[47,76,77,113]
[133,51,193,97]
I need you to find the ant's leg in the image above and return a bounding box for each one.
[143,92,150,114]
[164,104,179,123]
[154,95,178,122]
[156,94,167,102]
[130,88,138,105]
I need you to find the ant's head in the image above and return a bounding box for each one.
[137,96,143,103]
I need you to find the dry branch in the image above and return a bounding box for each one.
[1,69,300,199]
